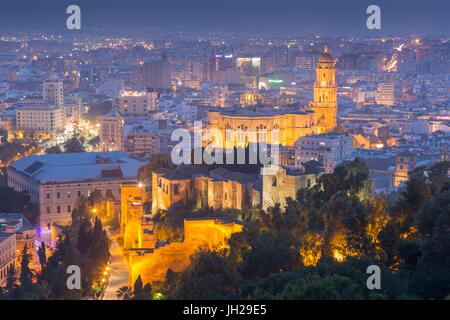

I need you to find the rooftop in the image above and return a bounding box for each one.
[8,151,147,184]
[210,106,313,118]
[17,104,59,111]
[119,90,148,97]
[299,132,351,140]
[0,213,34,233]
[159,164,208,181]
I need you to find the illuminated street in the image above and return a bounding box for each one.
[103,228,130,300]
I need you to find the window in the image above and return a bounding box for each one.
[57,192,60,199]
[46,207,51,214]
[67,192,71,198]
[174,184,179,195]
[46,193,50,199]
[57,206,61,213]
[67,205,71,213]
[78,191,81,198]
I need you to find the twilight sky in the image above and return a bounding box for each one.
[0,0,449,36]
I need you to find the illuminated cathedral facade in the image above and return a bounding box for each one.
[207,45,337,147]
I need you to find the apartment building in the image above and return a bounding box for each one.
[376,82,397,106]
[16,104,64,136]
[116,90,157,119]
[294,133,353,173]
[43,79,64,108]
[99,110,123,152]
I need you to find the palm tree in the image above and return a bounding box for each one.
[116,286,133,300]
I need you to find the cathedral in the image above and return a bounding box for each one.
[311,44,338,133]
[207,44,337,147]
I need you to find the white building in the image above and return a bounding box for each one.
[294,133,353,173]
[7,152,148,234]
[16,104,64,136]
[0,110,15,132]
[0,214,35,270]
[376,82,396,106]
[0,232,16,286]
[116,90,157,119]
[121,119,172,157]
[64,95,82,127]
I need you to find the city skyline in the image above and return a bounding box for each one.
[0,0,448,304]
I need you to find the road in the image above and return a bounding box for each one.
[102,228,130,300]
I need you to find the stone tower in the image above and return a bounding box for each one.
[312,44,337,133]
[394,152,417,187]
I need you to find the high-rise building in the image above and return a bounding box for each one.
[261,55,275,74]
[122,120,160,157]
[142,55,172,89]
[99,110,123,152]
[294,133,353,173]
[43,79,64,108]
[311,44,337,133]
[287,46,300,68]
[16,104,64,136]
[272,46,288,67]
[116,90,157,119]
[236,57,261,76]
[376,82,397,106]
[295,53,319,70]
[64,96,82,126]
[209,54,235,83]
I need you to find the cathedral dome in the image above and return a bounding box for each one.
[318,44,333,63]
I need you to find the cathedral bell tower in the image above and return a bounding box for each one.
[312,44,337,133]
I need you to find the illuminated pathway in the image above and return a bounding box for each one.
[103,227,130,300]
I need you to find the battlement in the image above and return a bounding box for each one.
[129,218,243,284]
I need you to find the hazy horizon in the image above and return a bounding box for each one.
[0,0,448,37]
